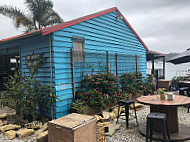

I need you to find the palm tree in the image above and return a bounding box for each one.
[0,0,63,33]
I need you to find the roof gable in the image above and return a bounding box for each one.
[0,7,149,51]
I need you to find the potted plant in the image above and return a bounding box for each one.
[157,88,166,100]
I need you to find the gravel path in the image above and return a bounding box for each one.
[0,134,37,142]
[1,105,190,141]
[106,106,190,142]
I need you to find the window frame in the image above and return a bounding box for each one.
[72,36,85,62]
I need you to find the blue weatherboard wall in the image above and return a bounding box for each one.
[52,11,147,118]
[21,35,52,86]
[0,34,54,118]
[20,34,53,118]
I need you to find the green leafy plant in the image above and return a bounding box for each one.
[76,72,126,109]
[120,72,145,98]
[1,58,58,121]
[142,81,154,95]
[145,74,156,95]
[157,88,166,94]
[71,100,86,114]
[0,0,63,33]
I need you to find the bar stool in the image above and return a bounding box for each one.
[146,112,171,142]
[116,99,138,129]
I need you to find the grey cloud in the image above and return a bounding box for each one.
[0,0,189,53]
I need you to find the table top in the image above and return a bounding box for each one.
[137,95,190,106]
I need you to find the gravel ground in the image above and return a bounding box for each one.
[106,106,190,142]
[0,134,37,142]
[1,105,190,141]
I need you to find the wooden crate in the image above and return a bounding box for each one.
[48,113,97,142]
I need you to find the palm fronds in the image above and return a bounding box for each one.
[0,0,63,32]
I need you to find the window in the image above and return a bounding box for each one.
[72,36,85,62]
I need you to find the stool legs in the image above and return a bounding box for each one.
[125,104,129,129]
[133,102,139,126]
[146,119,153,142]
[149,121,153,141]
[116,101,138,129]
[146,119,149,142]
[146,118,170,142]
[165,119,171,142]
[116,103,121,124]
[161,120,167,142]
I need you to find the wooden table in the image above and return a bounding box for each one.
[137,95,190,141]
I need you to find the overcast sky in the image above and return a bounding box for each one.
[0,0,190,54]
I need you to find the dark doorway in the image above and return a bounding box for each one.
[0,53,20,91]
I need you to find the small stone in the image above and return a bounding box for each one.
[3,120,8,125]
[112,107,122,118]
[37,130,48,142]
[0,112,16,119]
[0,113,7,119]
[108,112,116,120]
[129,103,144,109]
[100,118,110,122]
[5,130,16,139]
[34,123,47,136]
[7,112,16,116]
[31,124,42,130]
[40,123,48,132]
[17,128,34,138]
[0,120,3,126]
[0,124,21,132]
[94,115,100,121]
[102,111,110,119]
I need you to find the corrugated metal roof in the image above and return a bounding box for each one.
[167,49,190,64]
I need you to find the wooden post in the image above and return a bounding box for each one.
[106,51,109,73]
[49,34,54,119]
[135,54,138,72]
[115,53,118,76]
[71,49,75,101]
[163,56,165,79]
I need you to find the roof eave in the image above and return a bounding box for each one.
[0,30,42,44]
[147,50,166,56]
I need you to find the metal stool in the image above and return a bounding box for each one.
[146,112,171,142]
[116,99,138,129]
[179,87,189,96]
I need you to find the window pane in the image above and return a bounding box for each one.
[73,39,84,62]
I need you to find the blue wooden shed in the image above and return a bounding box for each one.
[0,7,164,118]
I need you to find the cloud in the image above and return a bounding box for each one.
[0,0,189,53]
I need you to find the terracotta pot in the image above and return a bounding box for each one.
[160,93,165,100]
